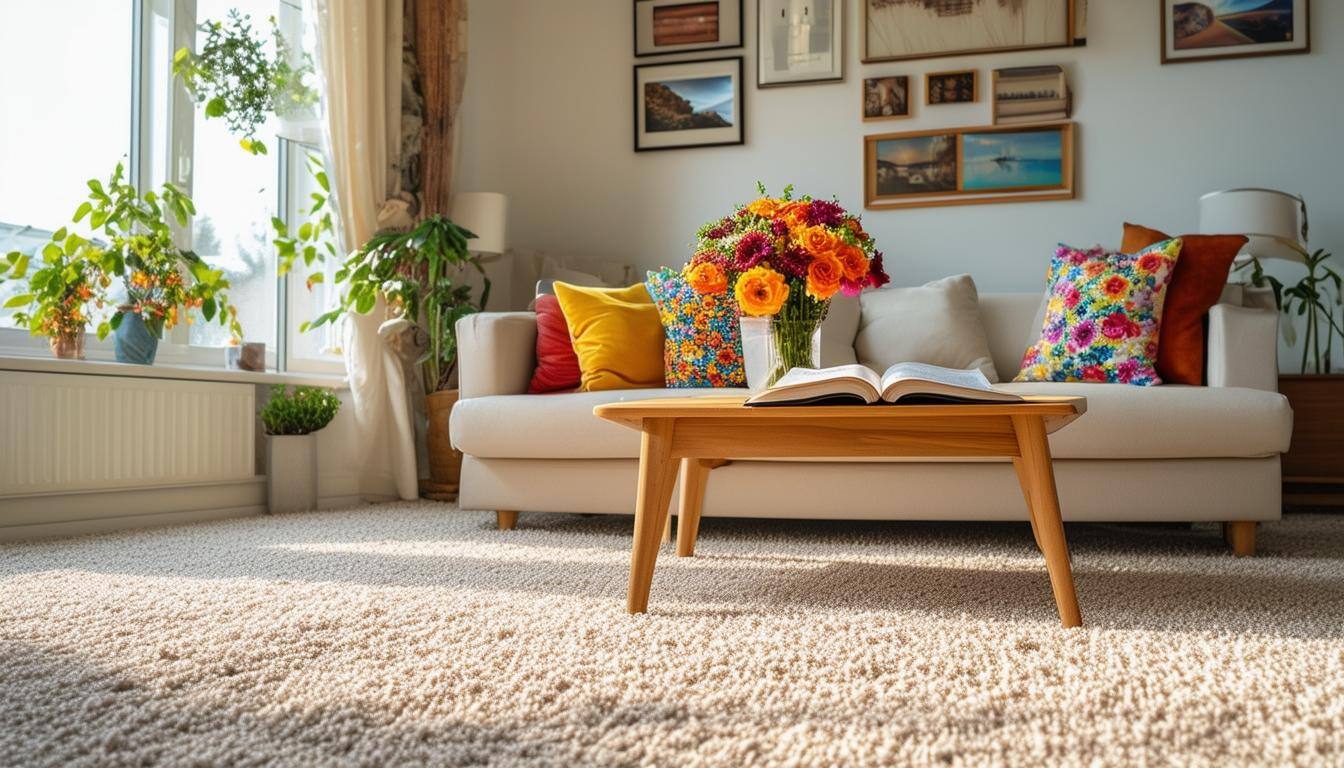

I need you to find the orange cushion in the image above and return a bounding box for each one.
[553,282,665,391]
[1121,223,1247,385]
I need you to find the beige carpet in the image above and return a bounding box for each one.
[2,505,1342,767]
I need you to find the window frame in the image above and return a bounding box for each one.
[0,0,343,375]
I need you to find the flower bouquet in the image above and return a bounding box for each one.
[683,184,889,387]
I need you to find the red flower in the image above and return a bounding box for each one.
[1100,312,1138,340]
[866,251,891,289]
[734,232,774,270]
[1081,365,1107,382]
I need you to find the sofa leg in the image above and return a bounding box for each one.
[497,510,518,531]
[1224,521,1256,557]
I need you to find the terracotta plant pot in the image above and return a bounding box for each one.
[426,388,462,486]
[49,330,86,360]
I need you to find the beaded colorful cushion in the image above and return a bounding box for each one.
[1015,239,1183,386]
[644,268,745,388]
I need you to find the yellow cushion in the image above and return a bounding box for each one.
[553,282,665,391]
[551,281,666,390]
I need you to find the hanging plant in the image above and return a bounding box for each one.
[172,9,317,155]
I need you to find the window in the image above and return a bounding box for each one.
[0,0,340,373]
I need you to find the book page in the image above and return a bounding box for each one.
[773,364,881,391]
[879,362,992,393]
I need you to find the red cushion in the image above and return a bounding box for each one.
[528,294,582,393]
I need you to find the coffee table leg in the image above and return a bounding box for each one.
[628,419,679,614]
[1012,416,1082,629]
[1011,458,1044,552]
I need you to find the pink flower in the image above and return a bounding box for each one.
[1115,358,1141,383]
[840,277,864,297]
[1071,321,1096,348]
[1063,285,1081,308]
[733,232,774,270]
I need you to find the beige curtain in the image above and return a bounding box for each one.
[312,0,419,501]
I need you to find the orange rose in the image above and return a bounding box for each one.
[734,266,790,317]
[806,253,844,301]
[836,245,869,281]
[685,261,728,295]
[778,201,810,230]
[797,226,840,259]
[746,198,782,219]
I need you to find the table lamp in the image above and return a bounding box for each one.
[449,192,509,257]
[1199,187,1309,265]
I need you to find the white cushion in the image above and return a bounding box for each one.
[820,295,860,367]
[856,275,999,382]
[452,383,1292,461]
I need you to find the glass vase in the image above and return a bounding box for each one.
[740,316,822,391]
[48,329,85,360]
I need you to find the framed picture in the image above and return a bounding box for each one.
[992,65,1070,125]
[861,0,1071,63]
[757,0,843,87]
[1161,0,1309,64]
[634,57,745,152]
[862,75,911,121]
[864,123,1075,210]
[634,0,743,58]
[925,70,976,105]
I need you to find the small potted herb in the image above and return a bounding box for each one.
[260,384,341,513]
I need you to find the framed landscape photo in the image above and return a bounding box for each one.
[1161,0,1309,64]
[925,70,976,105]
[992,65,1070,125]
[862,75,911,121]
[862,0,1071,63]
[864,123,1075,209]
[757,0,844,87]
[634,0,743,58]
[634,57,745,152]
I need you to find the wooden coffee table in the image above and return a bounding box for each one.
[594,395,1088,628]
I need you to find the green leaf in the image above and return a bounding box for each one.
[9,253,29,278]
[315,171,329,192]
[97,321,111,340]
[3,293,33,309]
[52,227,67,242]
[42,243,62,262]
[110,312,125,331]
[205,97,227,117]
[354,289,377,315]
[202,296,217,321]
[73,202,92,222]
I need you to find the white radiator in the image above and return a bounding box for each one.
[0,371,256,495]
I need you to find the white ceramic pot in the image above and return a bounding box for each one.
[266,434,318,514]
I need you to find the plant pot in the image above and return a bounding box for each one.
[426,388,462,486]
[49,330,86,360]
[739,316,823,391]
[114,311,159,365]
[1279,373,1344,506]
[266,433,318,513]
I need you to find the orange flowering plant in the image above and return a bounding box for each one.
[683,184,889,384]
[1,228,109,357]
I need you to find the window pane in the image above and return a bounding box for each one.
[287,145,340,363]
[188,0,281,348]
[0,1,133,318]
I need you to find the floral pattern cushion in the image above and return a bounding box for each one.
[645,268,745,388]
[1015,239,1183,386]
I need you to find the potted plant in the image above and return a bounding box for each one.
[2,228,110,359]
[260,384,341,513]
[72,163,242,363]
[303,215,490,493]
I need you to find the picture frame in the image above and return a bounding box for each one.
[1160,0,1309,64]
[925,70,976,105]
[991,65,1071,126]
[861,0,1071,63]
[757,0,844,87]
[634,0,744,58]
[864,123,1075,210]
[862,75,912,121]
[634,57,745,152]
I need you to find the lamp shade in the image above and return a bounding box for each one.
[1199,187,1307,262]
[450,192,509,255]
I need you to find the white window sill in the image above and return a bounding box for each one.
[0,353,348,389]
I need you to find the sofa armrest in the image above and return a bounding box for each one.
[456,312,537,398]
[1207,303,1279,391]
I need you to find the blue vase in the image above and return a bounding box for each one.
[114,311,160,365]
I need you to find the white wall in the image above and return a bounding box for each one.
[456,2,1342,307]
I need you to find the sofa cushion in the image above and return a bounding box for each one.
[645,268,746,388]
[452,383,1291,461]
[554,282,665,391]
[856,275,999,381]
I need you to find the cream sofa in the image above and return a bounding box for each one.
[451,293,1293,553]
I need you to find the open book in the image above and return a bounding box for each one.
[745,362,1023,407]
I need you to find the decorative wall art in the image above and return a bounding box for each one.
[862,75,912,120]
[634,0,744,57]
[992,65,1070,125]
[864,122,1075,209]
[634,57,745,151]
[861,0,1072,63]
[1160,0,1309,64]
[925,69,977,104]
[757,0,844,87]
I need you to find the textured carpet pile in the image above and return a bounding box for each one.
[2,504,1343,767]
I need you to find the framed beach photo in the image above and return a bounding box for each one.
[862,75,911,121]
[864,123,1075,210]
[634,57,745,152]
[634,0,743,58]
[862,0,1071,63]
[757,0,844,87]
[1161,0,1309,64]
[925,70,976,105]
